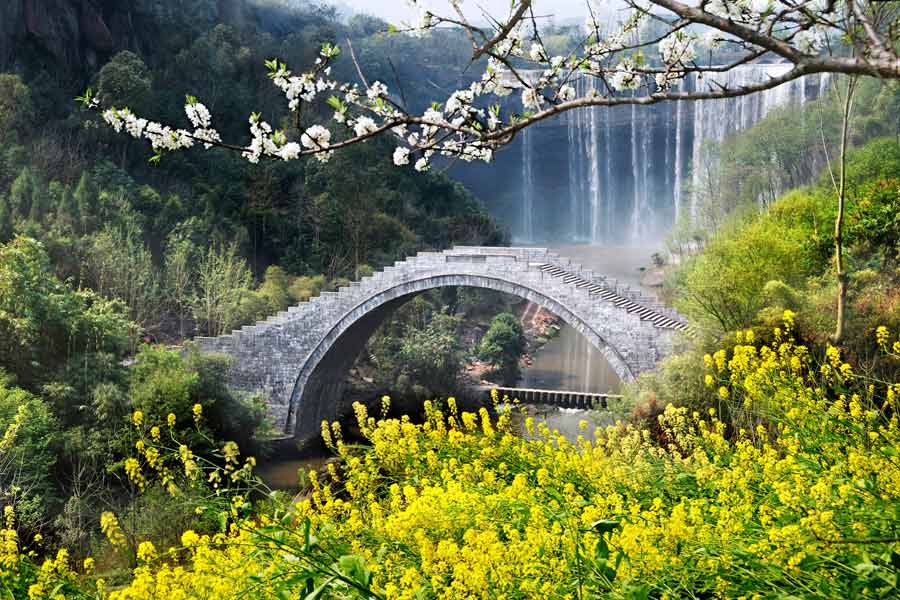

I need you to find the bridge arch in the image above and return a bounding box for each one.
[194,247,687,441]
[287,273,635,437]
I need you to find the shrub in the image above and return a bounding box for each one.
[478,312,526,385]
[672,215,811,334]
[128,346,266,452]
[0,376,58,535]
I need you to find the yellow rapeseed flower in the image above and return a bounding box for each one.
[136,541,157,563]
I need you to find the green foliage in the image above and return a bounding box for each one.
[673,137,900,336]
[185,350,268,451]
[0,236,132,391]
[841,137,900,190]
[0,195,12,243]
[129,346,198,427]
[479,312,526,385]
[0,74,34,141]
[846,176,900,262]
[288,274,328,303]
[0,375,58,534]
[86,224,163,331]
[192,242,254,337]
[129,345,266,451]
[663,135,900,422]
[96,51,152,113]
[672,215,810,333]
[676,77,900,251]
[396,314,464,398]
[257,266,292,314]
[163,232,197,338]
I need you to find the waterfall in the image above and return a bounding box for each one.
[629,101,640,238]
[521,126,535,242]
[686,63,806,217]
[587,82,602,242]
[515,64,825,243]
[603,106,612,241]
[674,99,683,218]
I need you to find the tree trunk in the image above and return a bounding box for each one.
[833,76,857,345]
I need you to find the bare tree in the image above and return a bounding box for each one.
[822,73,859,344]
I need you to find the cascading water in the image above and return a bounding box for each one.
[512,64,827,243]
[674,99,683,218]
[521,125,535,242]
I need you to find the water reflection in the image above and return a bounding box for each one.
[256,456,330,491]
[519,325,621,394]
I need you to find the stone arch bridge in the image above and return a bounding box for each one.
[195,247,689,441]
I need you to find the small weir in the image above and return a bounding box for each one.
[483,386,622,410]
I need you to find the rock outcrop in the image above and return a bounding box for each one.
[2,0,118,71]
[1,0,257,74]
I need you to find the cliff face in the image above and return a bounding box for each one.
[1,0,251,75]
[2,0,123,72]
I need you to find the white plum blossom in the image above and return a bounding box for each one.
[243,116,281,163]
[659,33,697,65]
[704,30,723,49]
[125,115,148,138]
[102,109,124,132]
[393,146,411,166]
[610,62,640,91]
[353,116,378,137]
[185,102,211,128]
[192,127,221,149]
[278,142,302,161]
[422,108,443,123]
[522,88,543,110]
[301,124,331,149]
[445,90,473,114]
[793,28,825,53]
[89,1,882,170]
[419,9,433,31]
[367,81,388,100]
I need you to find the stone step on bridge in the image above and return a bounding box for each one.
[194,246,690,443]
[481,386,623,410]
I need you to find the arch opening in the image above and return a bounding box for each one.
[287,274,636,440]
